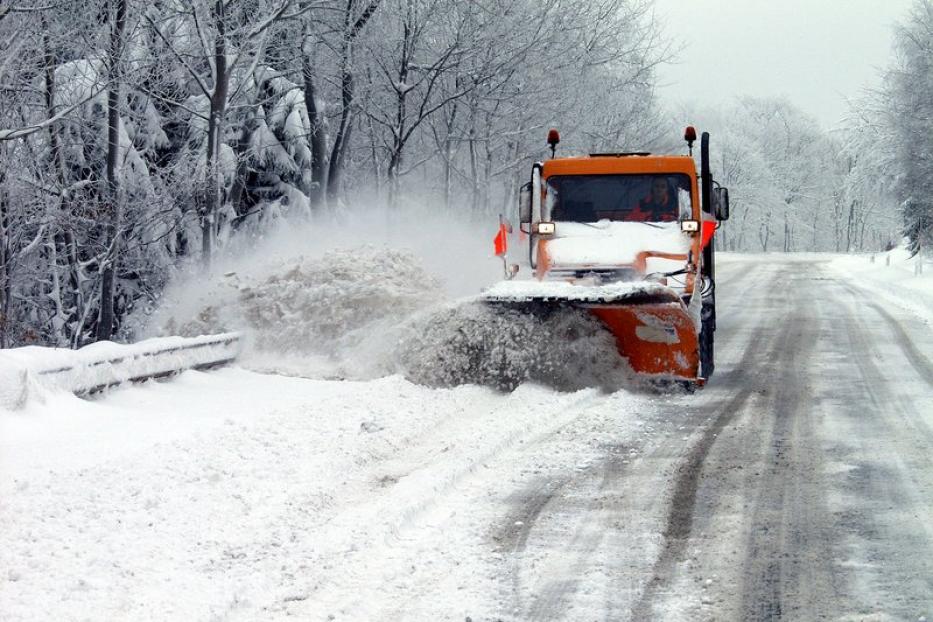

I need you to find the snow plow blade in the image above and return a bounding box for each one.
[588,302,699,381]
[482,280,700,383]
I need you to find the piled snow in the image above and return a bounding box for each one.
[394,301,631,391]
[149,245,634,392]
[138,202,667,394]
[155,246,444,356]
[0,362,28,411]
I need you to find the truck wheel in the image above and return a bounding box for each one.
[699,306,715,379]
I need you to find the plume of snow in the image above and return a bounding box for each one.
[144,201,633,392]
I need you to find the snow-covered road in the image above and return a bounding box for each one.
[2,254,932,621]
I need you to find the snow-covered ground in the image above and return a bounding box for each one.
[827,246,933,326]
[2,251,932,621]
[0,366,662,620]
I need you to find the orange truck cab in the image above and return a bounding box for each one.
[497,128,730,385]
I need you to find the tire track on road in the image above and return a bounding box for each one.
[297,389,607,619]
[525,450,628,621]
[495,464,586,617]
[736,296,834,621]
[495,435,640,620]
[839,280,933,386]
[838,283,933,447]
[632,267,842,621]
[630,317,775,619]
[864,298,933,386]
[823,282,933,616]
[644,270,933,622]
[623,260,782,619]
[836,286,933,460]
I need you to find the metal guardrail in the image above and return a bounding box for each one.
[0,333,242,409]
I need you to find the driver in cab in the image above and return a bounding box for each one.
[630,178,679,222]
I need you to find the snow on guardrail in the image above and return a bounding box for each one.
[0,333,241,410]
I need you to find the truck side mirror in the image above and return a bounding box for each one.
[715,187,730,221]
[519,181,532,223]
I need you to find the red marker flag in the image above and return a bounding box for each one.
[493,223,508,257]
[701,220,716,248]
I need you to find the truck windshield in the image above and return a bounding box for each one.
[546,174,692,223]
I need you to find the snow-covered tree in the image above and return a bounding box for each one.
[883,0,933,254]
[0,0,673,348]
[676,97,888,253]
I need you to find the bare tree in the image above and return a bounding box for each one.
[96,0,128,340]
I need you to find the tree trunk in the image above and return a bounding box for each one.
[43,21,78,346]
[811,202,820,250]
[302,47,328,210]
[65,231,88,347]
[386,127,402,205]
[760,218,771,251]
[326,0,382,206]
[783,210,790,252]
[202,0,229,270]
[327,55,354,205]
[386,96,406,204]
[0,165,9,348]
[386,7,411,207]
[326,7,356,207]
[859,211,869,251]
[97,0,128,341]
[481,112,493,213]
[442,104,458,211]
[846,199,857,252]
[468,120,479,212]
[227,110,258,216]
[833,192,843,252]
[365,110,382,198]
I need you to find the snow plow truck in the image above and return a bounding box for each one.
[485,128,730,387]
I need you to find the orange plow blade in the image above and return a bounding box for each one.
[481,280,701,385]
[589,302,699,382]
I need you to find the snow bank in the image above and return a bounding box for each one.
[0,334,240,410]
[153,246,444,354]
[0,363,28,411]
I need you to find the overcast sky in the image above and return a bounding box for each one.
[652,0,915,129]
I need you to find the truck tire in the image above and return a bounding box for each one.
[700,302,715,379]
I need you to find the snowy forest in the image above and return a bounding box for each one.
[0,0,930,349]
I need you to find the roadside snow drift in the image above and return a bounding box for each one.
[157,247,443,353]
